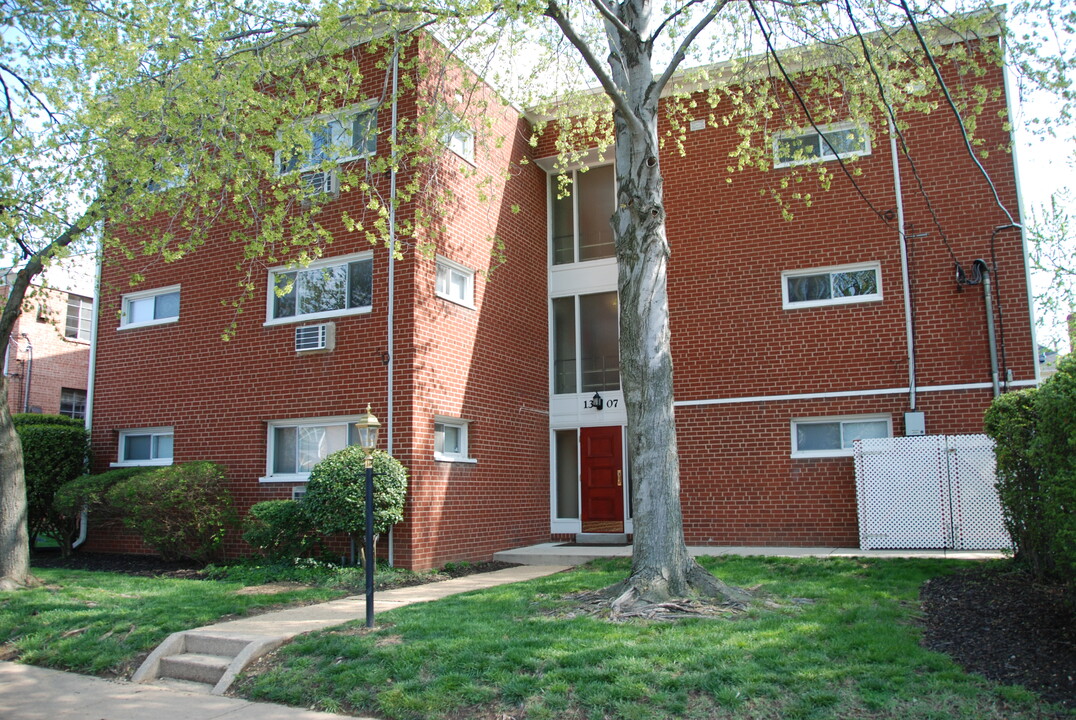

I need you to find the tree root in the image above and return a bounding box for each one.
[0,573,41,592]
[551,561,754,622]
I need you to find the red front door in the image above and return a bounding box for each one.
[580,426,624,525]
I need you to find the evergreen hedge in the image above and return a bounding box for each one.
[12,413,89,554]
[985,354,1076,584]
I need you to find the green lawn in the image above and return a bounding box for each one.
[237,556,1067,720]
[0,567,344,676]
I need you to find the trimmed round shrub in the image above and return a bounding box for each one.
[303,448,407,538]
[242,500,321,560]
[106,461,236,563]
[12,413,89,552]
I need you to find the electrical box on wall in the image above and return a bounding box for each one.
[904,411,926,436]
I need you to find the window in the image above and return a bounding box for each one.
[120,285,180,329]
[551,165,616,265]
[434,416,474,462]
[774,122,870,167]
[59,388,86,420]
[552,291,620,394]
[267,252,373,324]
[65,294,92,341]
[264,416,364,481]
[439,112,475,163]
[791,416,891,458]
[147,161,190,192]
[115,427,174,466]
[782,263,881,309]
[278,107,377,178]
[435,256,475,308]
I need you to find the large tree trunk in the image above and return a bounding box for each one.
[605,13,749,608]
[0,376,34,591]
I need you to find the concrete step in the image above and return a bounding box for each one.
[151,677,218,695]
[576,532,629,545]
[158,652,231,685]
[183,633,252,657]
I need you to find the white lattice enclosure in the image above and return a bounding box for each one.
[853,434,1011,550]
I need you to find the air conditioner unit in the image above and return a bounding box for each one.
[295,322,335,353]
[300,170,337,196]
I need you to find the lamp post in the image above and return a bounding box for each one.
[354,405,381,628]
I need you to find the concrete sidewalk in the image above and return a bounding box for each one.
[0,661,373,720]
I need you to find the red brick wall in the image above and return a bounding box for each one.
[87,36,1033,562]
[3,287,89,416]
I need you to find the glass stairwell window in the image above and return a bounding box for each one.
[551,165,616,265]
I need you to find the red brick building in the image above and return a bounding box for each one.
[85,35,1036,568]
[3,264,94,421]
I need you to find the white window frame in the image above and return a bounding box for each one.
[276,104,378,176]
[119,285,181,330]
[113,426,174,467]
[439,112,475,163]
[434,415,475,463]
[773,121,871,168]
[781,262,882,310]
[790,415,892,458]
[65,294,93,342]
[435,256,476,309]
[261,414,366,483]
[265,251,373,326]
[58,388,86,420]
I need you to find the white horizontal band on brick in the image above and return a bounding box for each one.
[674,380,1037,408]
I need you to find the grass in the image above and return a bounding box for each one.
[0,566,344,676]
[237,556,1069,720]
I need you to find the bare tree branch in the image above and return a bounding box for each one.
[653,0,732,97]
[588,0,634,39]
[544,0,642,134]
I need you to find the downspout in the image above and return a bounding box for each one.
[975,258,1001,397]
[74,247,104,549]
[386,40,399,567]
[889,118,917,411]
[20,334,32,413]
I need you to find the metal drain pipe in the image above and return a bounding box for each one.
[974,259,1000,397]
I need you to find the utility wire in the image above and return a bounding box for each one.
[747,0,893,229]
[843,0,959,268]
[897,0,1019,228]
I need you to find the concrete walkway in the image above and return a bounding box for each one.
[493,542,1006,565]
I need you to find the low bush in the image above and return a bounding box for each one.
[242,500,322,561]
[12,413,89,554]
[106,461,236,564]
[54,467,155,528]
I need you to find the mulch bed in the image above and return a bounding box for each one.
[920,563,1075,711]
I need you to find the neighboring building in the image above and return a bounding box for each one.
[3,260,94,419]
[85,33,1037,568]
